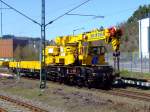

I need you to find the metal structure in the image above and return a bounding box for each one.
[1,2,2,37]
[0,2,11,37]
[40,0,46,89]
[0,0,96,89]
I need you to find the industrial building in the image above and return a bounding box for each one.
[0,38,28,60]
[0,36,41,61]
[139,16,150,58]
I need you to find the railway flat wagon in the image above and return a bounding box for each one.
[9,61,40,77]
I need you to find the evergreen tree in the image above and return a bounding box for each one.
[119,4,150,52]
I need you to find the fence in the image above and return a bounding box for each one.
[106,52,150,73]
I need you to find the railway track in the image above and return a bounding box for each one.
[23,77,150,102]
[104,89,150,102]
[2,72,150,105]
[22,76,150,102]
[0,95,48,112]
[120,77,150,88]
[0,107,7,112]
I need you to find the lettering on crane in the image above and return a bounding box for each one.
[91,33,104,38]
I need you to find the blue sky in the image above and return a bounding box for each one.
[1,0,150,40]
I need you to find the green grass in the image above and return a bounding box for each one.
[120,70,150,79]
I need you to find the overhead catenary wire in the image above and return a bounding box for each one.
[66,6,139,19]
[0,0,136,36]
[67,6,140,30]
[49,1,86,16]
[45,0,92,26]
[0,0,92,27]
[0,2,12,37]
[0,7,11,9]
[0,0,41,26]
[0,0,141,28]
[66,13,104,18]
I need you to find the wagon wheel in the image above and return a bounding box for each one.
[76,77,84,87]
[102,73,112,89]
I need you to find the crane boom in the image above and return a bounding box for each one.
[55,27,122,52]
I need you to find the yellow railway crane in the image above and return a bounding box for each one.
[9,26,122,88]
[47,27,121,69]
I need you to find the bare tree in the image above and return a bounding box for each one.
[14,45,23,61]
[22,45,39,61]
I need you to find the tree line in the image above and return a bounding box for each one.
[14,44,39,61]
[119,4,150,52]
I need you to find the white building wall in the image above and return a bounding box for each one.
[139,17,150,58]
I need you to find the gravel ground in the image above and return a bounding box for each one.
[0,98,31,112]
[0,78,66,112]
[0,77,150,112]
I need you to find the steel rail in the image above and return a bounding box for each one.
[102,89,150,102]
[0,107,8,112]
[0,95,48,112]
[23,76,150,102]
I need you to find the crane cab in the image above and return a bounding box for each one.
[79,46,107,65]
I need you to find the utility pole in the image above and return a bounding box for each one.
[40,0,46,89]
[0,2,11,37]
[1,2,2,37]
